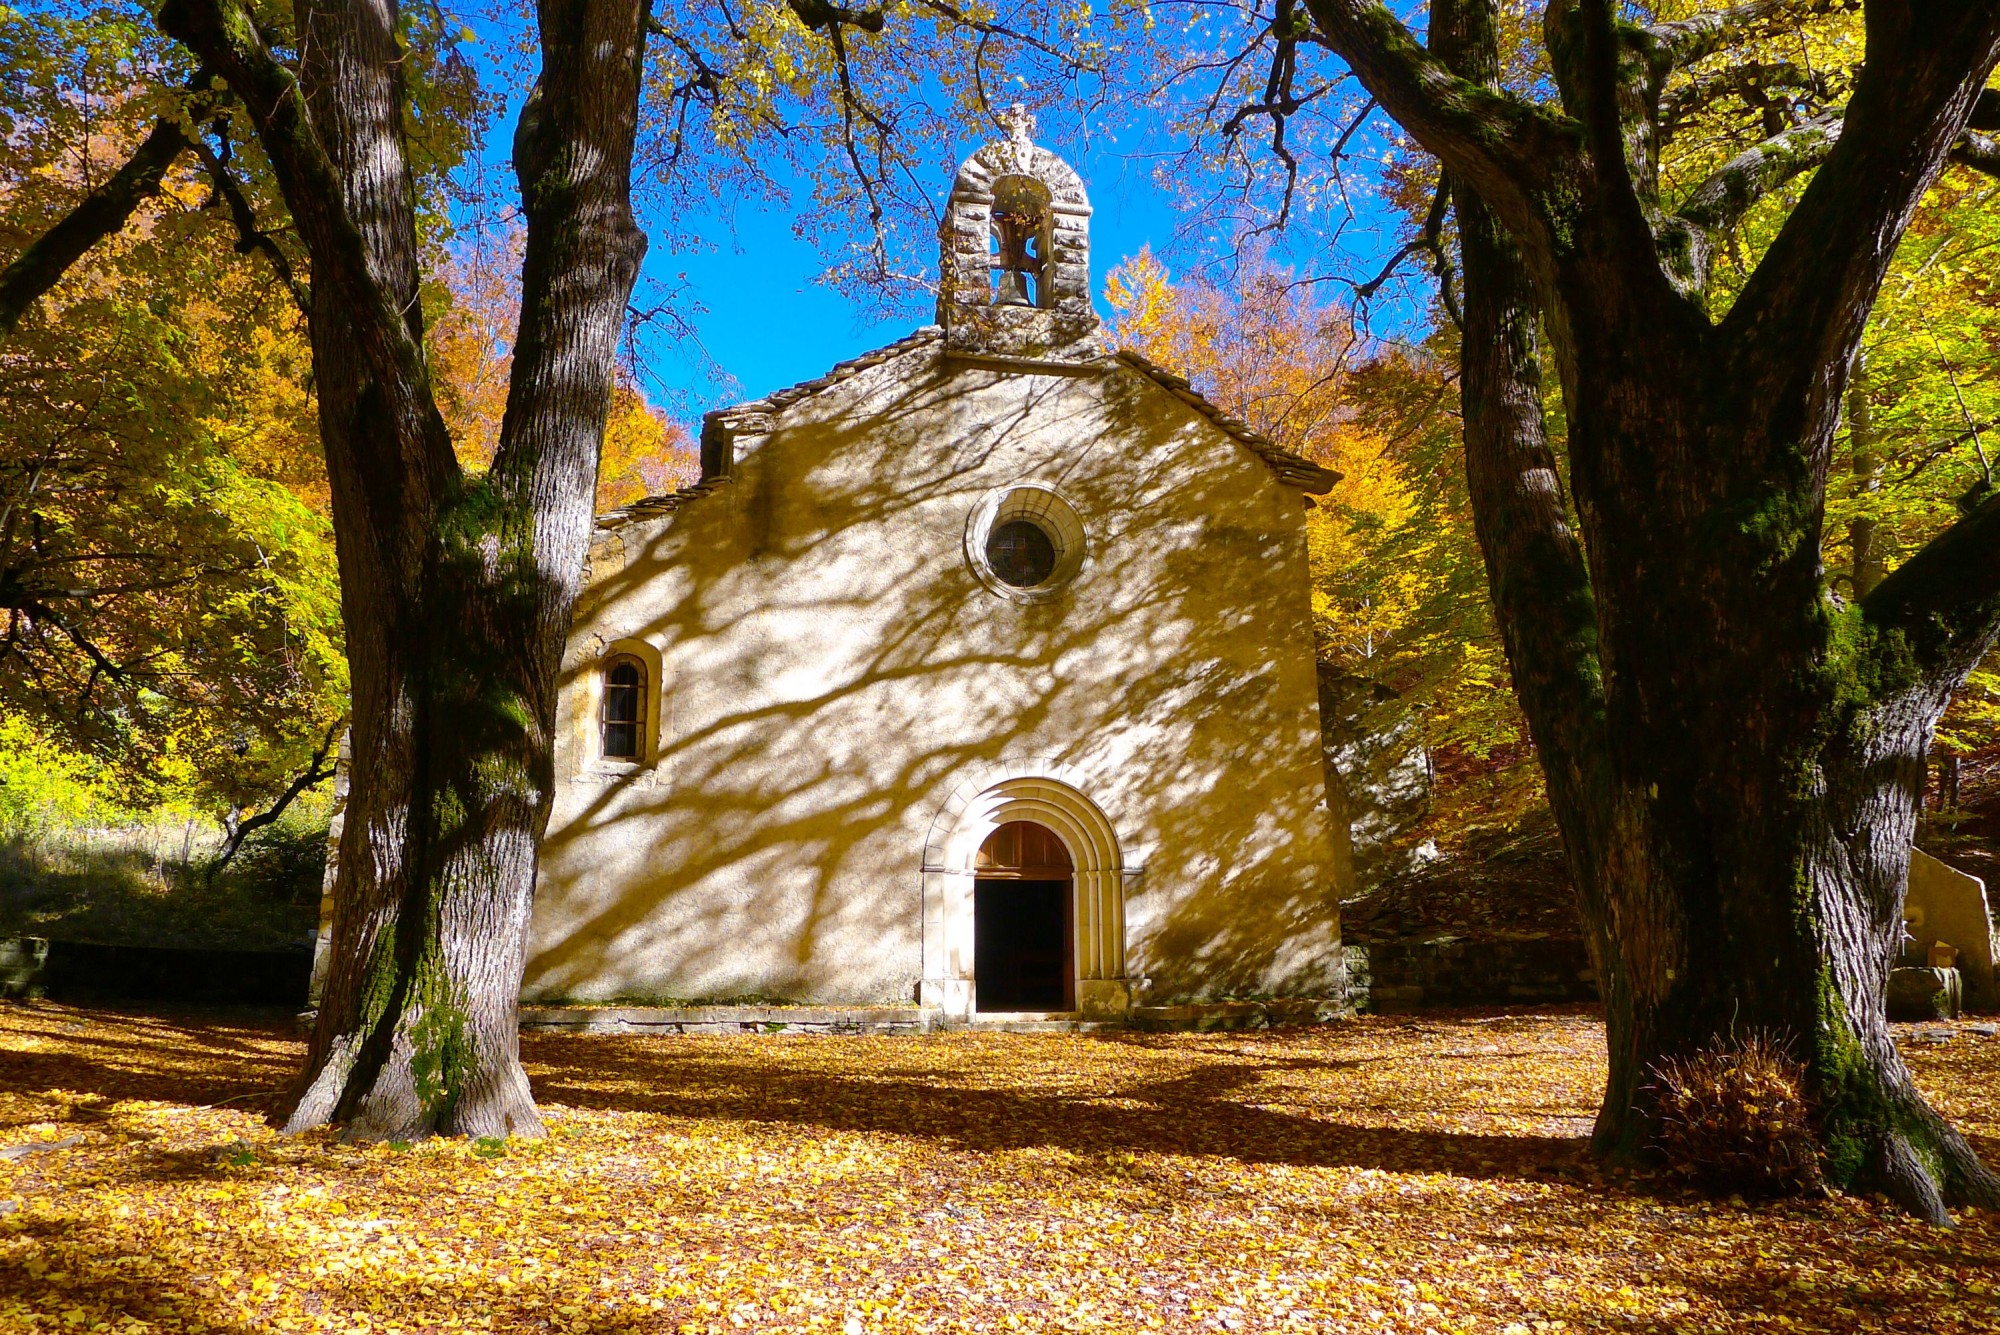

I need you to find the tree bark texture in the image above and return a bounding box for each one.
[159,0,648,1139]
[1847,355,1883,598]
[1362,0,2000,1219]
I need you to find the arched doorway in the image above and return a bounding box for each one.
[973,820,1074,1011]
[920,768,1129,1021]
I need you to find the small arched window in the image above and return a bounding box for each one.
[600,657,646,760]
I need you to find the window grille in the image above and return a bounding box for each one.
[601,657,645,760]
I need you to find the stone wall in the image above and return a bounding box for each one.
[1345,937,1598,1012]
[1317,664,1430,887]
[1905,848,1995,1009]
[2,937,310,1006]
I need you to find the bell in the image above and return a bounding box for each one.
[995,268,1034,307]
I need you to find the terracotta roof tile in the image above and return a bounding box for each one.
[594,325,1339,534]
[1111,349,1340,496]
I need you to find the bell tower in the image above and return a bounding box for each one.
[937,106,1103,363]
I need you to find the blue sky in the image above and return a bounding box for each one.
[451,13,1422,420]
[637,146,1199,409]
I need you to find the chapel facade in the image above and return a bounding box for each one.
[523,116,1349,1020]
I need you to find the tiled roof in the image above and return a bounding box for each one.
[728,326,946,414]
[593,325,1338,533]
[593,330,946,534]
[591,477,732,530]
[1111,349,1340,495]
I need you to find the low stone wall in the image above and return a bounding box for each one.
[1346,937,1597,1012]
[0,937,311,1007]
[1128,998,1346,1032]
[520,1005,939,1035]
[1904,850,1995,1009]
[519,998,1350,1035]
[1888,966,1964,1021]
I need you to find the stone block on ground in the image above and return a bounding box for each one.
[1887,966,1963,1022]
[1905,849,1995,1009]
[0,937,49,999]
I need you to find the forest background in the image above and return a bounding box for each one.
[1,0,1995,952]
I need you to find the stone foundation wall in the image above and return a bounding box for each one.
[518,998,1349,1035]
[1,937,311,1007]
[1345,938,1597,1012]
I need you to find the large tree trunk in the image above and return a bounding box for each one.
[1422,0,2000,1222]
[1550,327,2000,1220]
[161,0,648,1139]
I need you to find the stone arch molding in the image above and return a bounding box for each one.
[948,139,1090,213]
[920,760,1134,1021]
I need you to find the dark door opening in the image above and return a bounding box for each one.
[974,880,1070,1010]
[973,821,1074,1012]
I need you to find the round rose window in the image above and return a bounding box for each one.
[965,482,1086,602]
[986,518,1058,587]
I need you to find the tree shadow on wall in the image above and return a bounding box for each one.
[532,347,1346,1004]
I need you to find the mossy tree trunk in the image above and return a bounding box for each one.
[158,0,649,1139]
[1378,0,2000,1219]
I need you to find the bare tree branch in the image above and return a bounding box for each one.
[779,0,896,277]
[1302,0,1583,262]
[1954,128,2000,179]
[1661,59,1818,133]
[787,0,883,34]
[1646,0,1848,69]
[0,116,191,338]
[207,717,345,883]
[1350,174,1461,328]
[1893,418,2000,485]
[190,124,310,315]
[913,0,1102,75]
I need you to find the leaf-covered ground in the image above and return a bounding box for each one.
[0,1004,1995,1333]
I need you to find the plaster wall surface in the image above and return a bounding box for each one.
[526,338,1345,1010]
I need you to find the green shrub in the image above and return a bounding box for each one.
[220,790,333,907]
[0,711,328,949]
[0,714,132,840]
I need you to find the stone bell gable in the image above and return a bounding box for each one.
[936,105,1103,364]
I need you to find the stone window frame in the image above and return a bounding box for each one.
[576,637,665,775]
[963,482,1087,604]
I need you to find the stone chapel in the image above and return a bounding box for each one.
[521,117,1349,1021]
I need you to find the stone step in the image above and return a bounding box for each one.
[519,1005,938,1035]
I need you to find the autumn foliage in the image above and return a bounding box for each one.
[0,21,343,808]
[2,1004,1997,1333]
[429,231,699,512]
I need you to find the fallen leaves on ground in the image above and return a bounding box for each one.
[0,1004,1995,1333]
